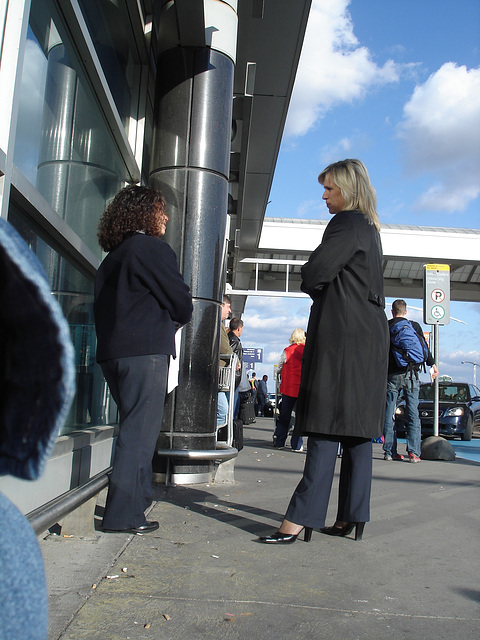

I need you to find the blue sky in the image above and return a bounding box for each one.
[239,0,480,389]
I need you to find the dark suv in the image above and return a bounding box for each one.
[395,381,480,441]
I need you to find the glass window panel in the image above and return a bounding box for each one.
[8,203,116,434]
[77,0,142,136]
[0,0,8,69]
[13,0,127,258]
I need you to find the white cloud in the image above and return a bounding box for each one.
[240,297,310,371]
[285,0,407,137]
[397,63,480,213]
[318,132,372,166]
[295,198,324,218]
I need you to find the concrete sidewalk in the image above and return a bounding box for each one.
[41,418,480,640]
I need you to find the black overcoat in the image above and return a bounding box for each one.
[294,210,388,439]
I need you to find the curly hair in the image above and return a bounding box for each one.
[97,185,167,252]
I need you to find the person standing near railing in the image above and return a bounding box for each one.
[217,294,233,427]
[228,317,244,418]
[94,186,192,535]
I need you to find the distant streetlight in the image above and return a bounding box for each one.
[461,361,478,386]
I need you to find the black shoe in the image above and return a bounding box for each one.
[257,527,313,544]
[103,520,159,535]
[321,522,365,541]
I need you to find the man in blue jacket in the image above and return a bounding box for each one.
[383,299,438,463]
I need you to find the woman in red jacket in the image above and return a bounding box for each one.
[273,328,306,451]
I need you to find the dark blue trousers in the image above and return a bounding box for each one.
[285,435,372,529]
[100,354,168,530]
[274,394,303,449]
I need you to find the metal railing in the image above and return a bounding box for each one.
[27,470,110,535]
[155,353,239,480]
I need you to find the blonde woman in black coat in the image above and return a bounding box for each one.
[259,159,388,544]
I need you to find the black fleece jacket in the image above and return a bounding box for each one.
[94,233,192,363]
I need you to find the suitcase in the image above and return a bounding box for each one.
[233,418,244,451]
[240,397,256,425]
[217,419,243,451]
[263,402,273,418]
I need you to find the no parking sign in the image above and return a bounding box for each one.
[423,264,450,325]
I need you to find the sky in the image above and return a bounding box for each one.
[238,0,480,389]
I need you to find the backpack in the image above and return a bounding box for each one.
[389,319,428,370]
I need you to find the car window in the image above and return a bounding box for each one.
[455,385,469,402]
[440,385,467,402]
[420,384,469,402]
[419,384,434,400]
[469,384,480,399]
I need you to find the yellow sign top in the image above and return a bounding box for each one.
[425,264,450,272]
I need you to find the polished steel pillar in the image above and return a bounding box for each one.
[150,1,237,483]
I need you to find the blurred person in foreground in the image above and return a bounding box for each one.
[273,328,306,452]
[0,219,75,639]
[94,185,192,534]
[259,159,388,545]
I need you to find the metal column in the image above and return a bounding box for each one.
[150,1,237,483]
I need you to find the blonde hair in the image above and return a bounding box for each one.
[289,328,306,344]
[318,159,380,232]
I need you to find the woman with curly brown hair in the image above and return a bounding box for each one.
[94,185,192,534]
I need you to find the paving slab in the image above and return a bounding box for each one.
[41,419,480,640]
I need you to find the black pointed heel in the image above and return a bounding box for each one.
[304,526,313,542]
[321,522,365,541]
[258,526,313,544]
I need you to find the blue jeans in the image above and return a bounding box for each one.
[0,493,48,640]
[233,389,240,419]
[383,372,421,457]
[217,392,228,427]
[256,393,266,416]
[274,394,303,450]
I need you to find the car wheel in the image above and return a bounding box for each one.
[461,416,473,441]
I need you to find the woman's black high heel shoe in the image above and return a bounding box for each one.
[321,522,365,541]
[258,527,313,544]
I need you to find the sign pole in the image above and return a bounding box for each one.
[432,324,439,437]
[424,264,450,440]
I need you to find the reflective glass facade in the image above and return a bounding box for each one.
[7,204,109,435]
[6,0,145,437]
[77,0,142,138]
[14,0,128,257]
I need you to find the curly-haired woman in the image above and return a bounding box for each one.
[94,185,192,534]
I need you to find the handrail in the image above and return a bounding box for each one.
[218,352,238,447]
[156,442,238,462]
[27,470,110,535]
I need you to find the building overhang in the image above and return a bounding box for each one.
[228,218,480,303]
